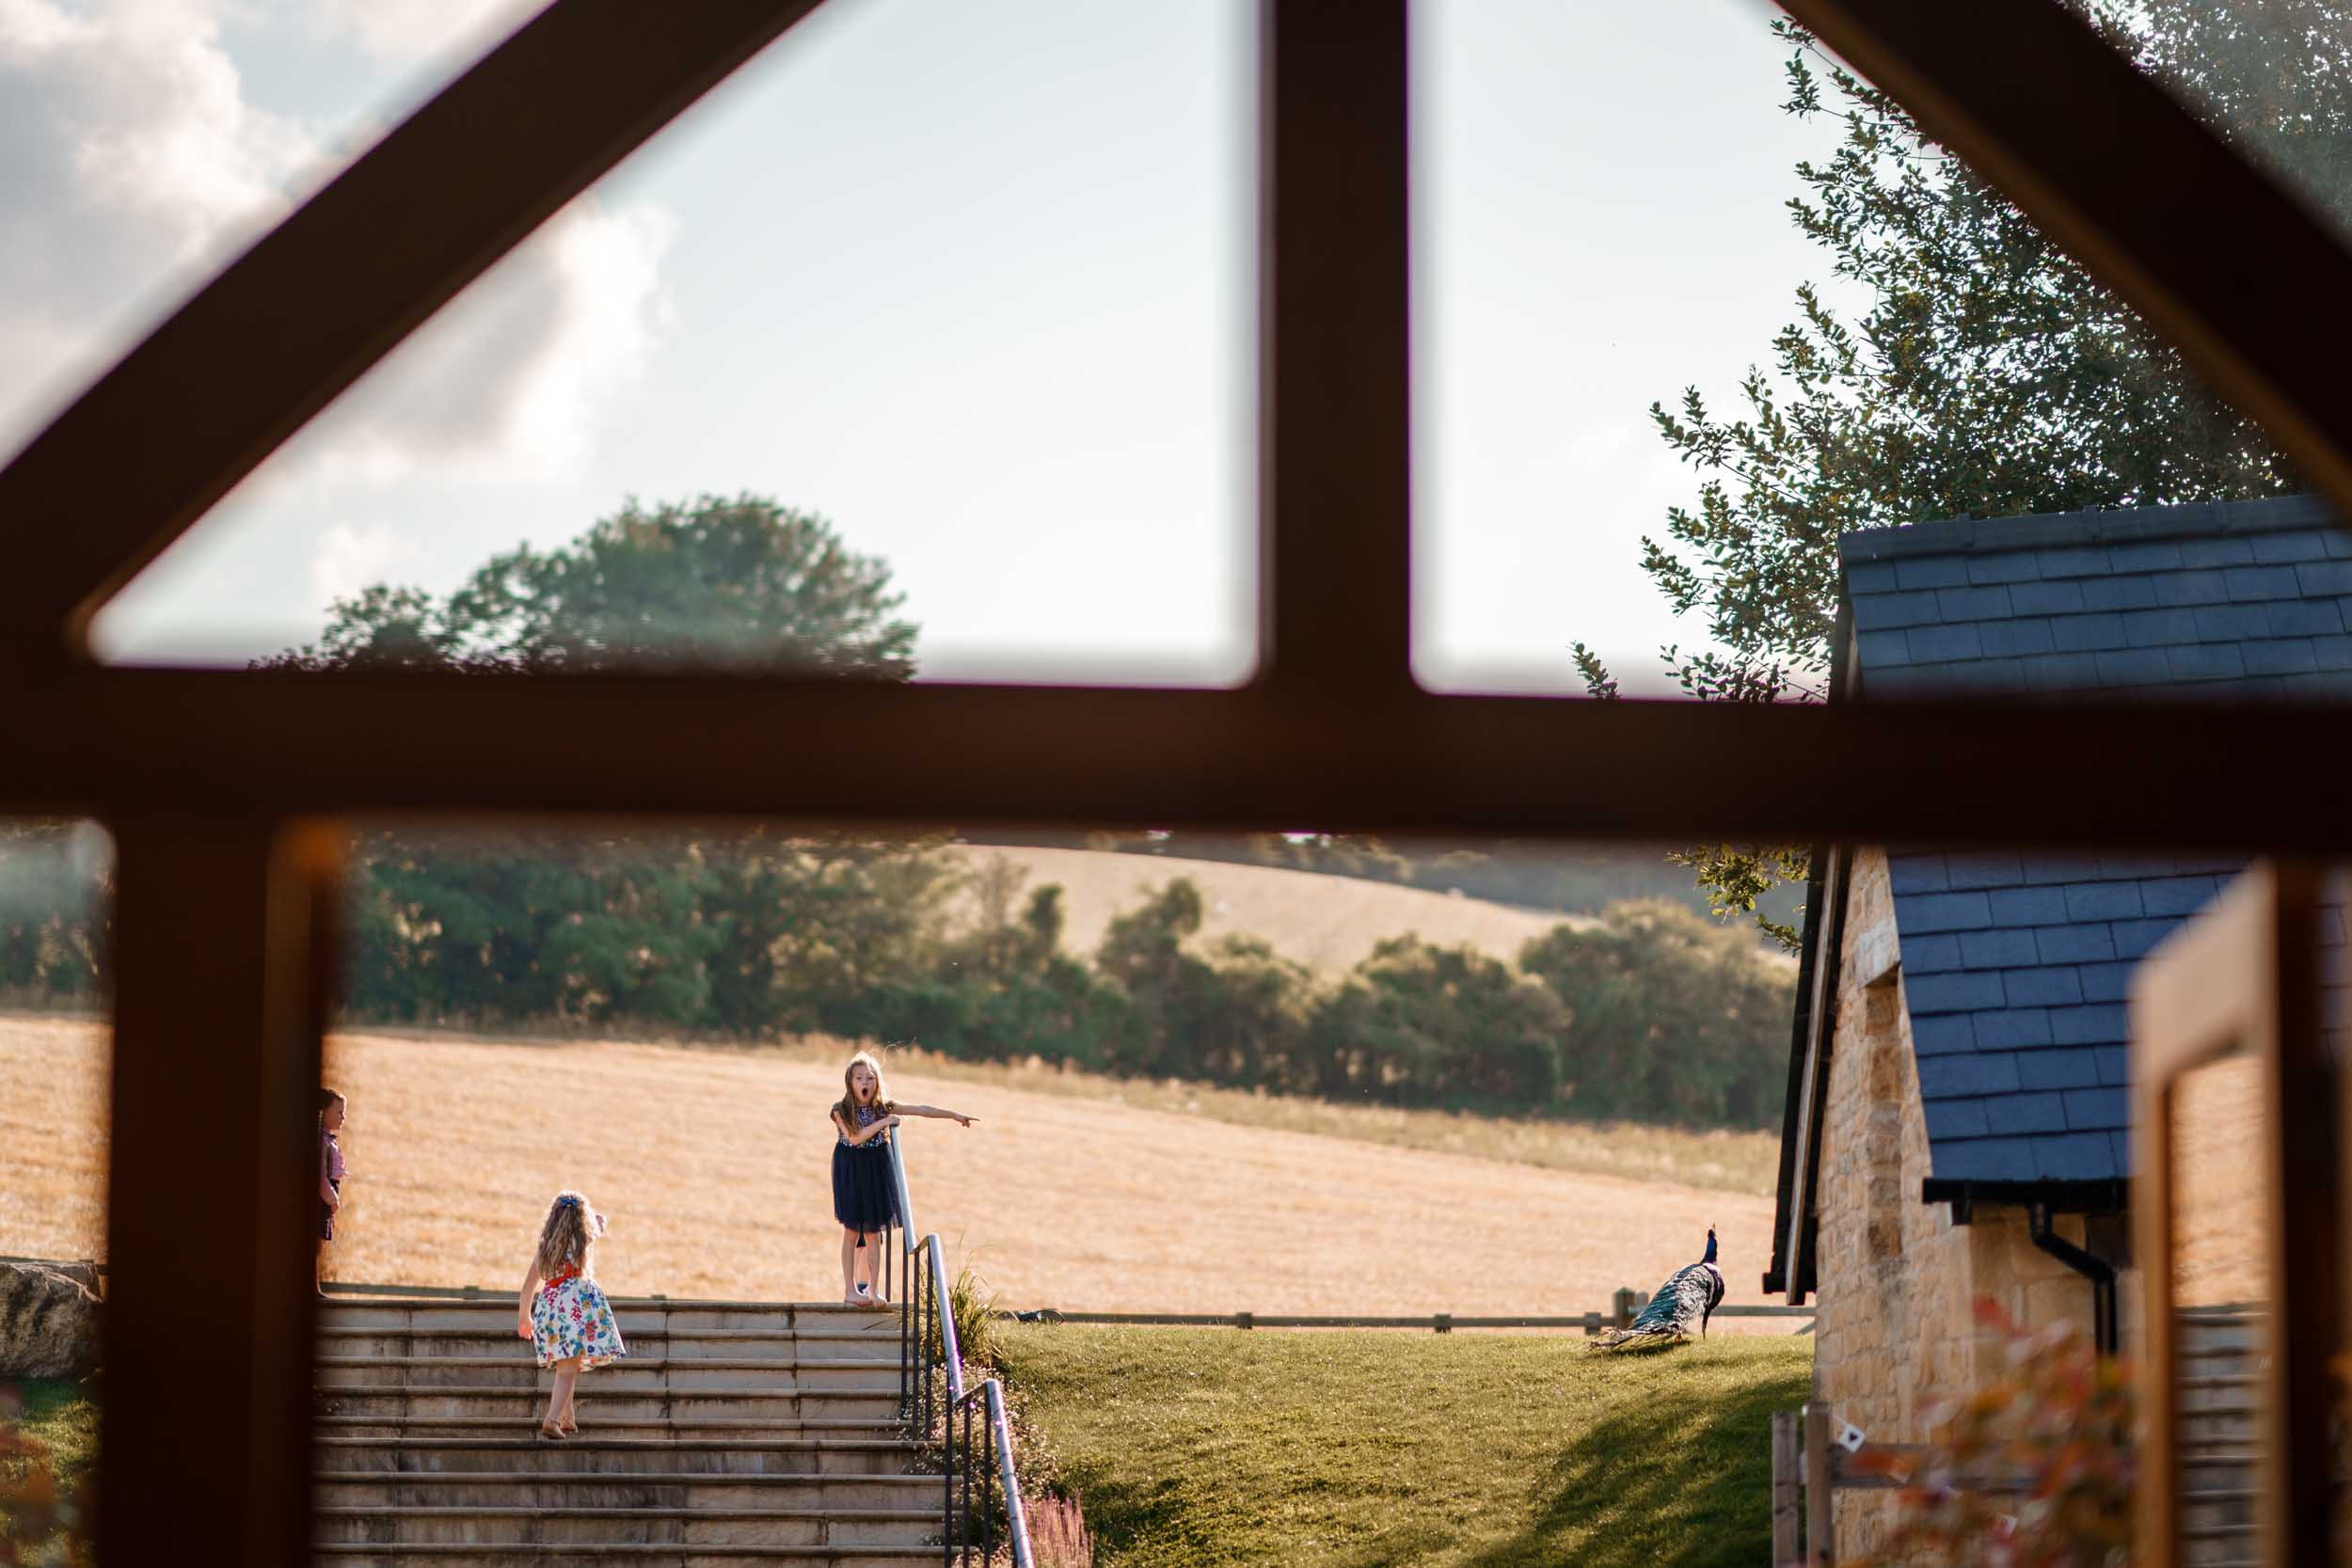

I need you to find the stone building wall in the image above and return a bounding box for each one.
[1810,849,2141,1560]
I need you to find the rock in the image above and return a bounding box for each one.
[0,1261,100,1378]
[41,1259,103,1298]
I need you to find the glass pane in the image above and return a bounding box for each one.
[1414,0,2349,715]
[63,2,1254,685]
[309,821,1808,1557]
[1411,0,1838,698]
[0,818,109,1567]
[317,823,1796,1308]
[2170,1048,2267,1564]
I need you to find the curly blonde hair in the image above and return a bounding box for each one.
[533,1190,597,1280]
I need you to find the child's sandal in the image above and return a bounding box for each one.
[538,1420,566,1440]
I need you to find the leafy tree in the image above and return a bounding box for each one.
[0,820,107,1004]
[267,494,917,676]
[1578,8,2344,944]
[1520,900,1793,1127]
[1310,936,1569,1107]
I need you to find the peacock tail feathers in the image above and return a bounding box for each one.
[1593,1227,1726,1353]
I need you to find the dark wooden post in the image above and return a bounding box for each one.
[1803,1402,1835,1565]
[100,816,342,1567]
[1772,1410,1800,1566]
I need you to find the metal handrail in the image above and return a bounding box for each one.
[888,1131,1034,1568]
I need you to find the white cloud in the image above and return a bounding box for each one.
[0,0,676,495]
[294,195,678,486]
[301,0,541,64]
[308,517,408,610]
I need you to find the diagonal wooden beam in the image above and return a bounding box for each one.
[1777,0,2352,525]
[0,0,830,660]
[9,666,2352,851]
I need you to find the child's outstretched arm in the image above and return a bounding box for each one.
[895,1103,978,1128]
[516,1260,542,1340]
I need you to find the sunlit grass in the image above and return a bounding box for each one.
[999,1324,1811,1568]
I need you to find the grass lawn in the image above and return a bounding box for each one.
[1,1377,97,1557]
[996,1325,1809,1568]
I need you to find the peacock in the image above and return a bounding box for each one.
[1594,1226,1725,1351]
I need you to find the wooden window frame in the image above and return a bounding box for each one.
[3,1,2351,1561]
[2130,862,2339,1568]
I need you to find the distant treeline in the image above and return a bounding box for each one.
[0,824,1792,1128]
[961,828,1809,932]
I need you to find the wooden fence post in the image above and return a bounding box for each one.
[1804,1402,1834,1565]
[1612,1288,1638,1328]
[1772,1410,1799,1566]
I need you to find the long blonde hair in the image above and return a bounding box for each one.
[832,1050,896,1130]
[534,1190,596,1279]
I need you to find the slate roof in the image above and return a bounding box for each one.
[1840,494,2352,1187]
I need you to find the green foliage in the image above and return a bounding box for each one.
[0,1381,96,1567]
[2,822,1792,1127]
[994,1324,1811,1568]
[263,493,916,676]
[1521,900,1792,1126]
[946,1260,1002,1371]
[0,825,106,1007]
[1585,7,2346,940]
[1311,935,1570,1106]
[1851,1298,2133,1568]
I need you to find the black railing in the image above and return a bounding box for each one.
[889,1132,1034,1568]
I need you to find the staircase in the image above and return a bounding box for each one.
[310,1292,942,1567]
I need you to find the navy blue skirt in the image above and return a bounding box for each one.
[832,1141,899,1234]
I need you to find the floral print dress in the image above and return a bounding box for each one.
[530,1260,628,1369]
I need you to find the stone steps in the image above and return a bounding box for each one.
[318,1357,901,1393]
[322,1330,900,1364]
[315,1504,937,1547]
[317,1387,899,1425]
[317,1437,915,1478]
[314,1548,939,1568]
[317,1473,946,1513]
[312,1291,935,1566]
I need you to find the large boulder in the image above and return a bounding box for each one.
[0,1261,100,1378]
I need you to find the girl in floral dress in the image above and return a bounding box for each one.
[831,1051,977,1308]
[515,1190,627,1439]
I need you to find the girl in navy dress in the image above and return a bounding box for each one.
[832,1050,976,1307]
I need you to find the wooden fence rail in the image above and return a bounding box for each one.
[1011,1291,1818,1336]
[1772,1402,2035,1565]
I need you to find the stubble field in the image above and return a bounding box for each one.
[2,1015,1781,1321]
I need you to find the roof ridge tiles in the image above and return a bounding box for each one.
[1840,493,2342,562]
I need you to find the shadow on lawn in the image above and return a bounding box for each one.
[1319,1354,1808,1568]
[1476,1362,1804,1568]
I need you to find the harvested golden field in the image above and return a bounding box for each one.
[1,1017,1784,1324]
[939,846,1576,972]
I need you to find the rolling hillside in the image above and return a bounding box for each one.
[939,845,1577,972]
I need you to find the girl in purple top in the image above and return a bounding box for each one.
[318,1087,347,1297]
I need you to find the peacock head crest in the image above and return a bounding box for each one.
[1703,1226,1718,1264]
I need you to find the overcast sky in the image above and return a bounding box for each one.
[2,0,1843,691]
